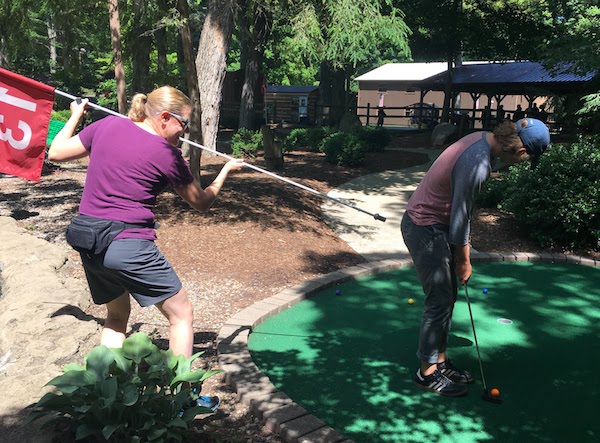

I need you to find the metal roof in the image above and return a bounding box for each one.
[354,61,489,82]
[355,63,447,82]
[419,61,596,94]
[266,85,318,94]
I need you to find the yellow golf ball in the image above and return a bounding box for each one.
[408,298,414,305]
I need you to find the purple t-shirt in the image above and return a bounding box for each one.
[77,116,194,240]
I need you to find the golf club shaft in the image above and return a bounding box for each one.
[55,89,386,222]
[463,282,488,390]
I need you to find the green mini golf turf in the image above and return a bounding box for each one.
[248,262,600,443]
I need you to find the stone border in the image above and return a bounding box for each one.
[216,252,598,443]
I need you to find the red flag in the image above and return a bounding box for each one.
[0,68,55,182]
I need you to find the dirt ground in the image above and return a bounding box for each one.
[0,130,597,442]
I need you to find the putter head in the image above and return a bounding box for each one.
[373,213,386,222]
[482,389,503,404]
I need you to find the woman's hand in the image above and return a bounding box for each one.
[69,98,89,120]
[47,98,89,162]
[224,158,245,172]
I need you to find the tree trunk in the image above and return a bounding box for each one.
[238,48,261,129]
[107,0,127,114]
[47,17,57,74]
[318,61,346,127]
[238,9,267,129]
[131,0,152,94]
[0,36,8,68]
[155,0,169,78]
[195,0,237,151]
[176,0,202,181]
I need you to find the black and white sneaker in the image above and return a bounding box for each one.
[438,359,474,384]
[414,369,468,397]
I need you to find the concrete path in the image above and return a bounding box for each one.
[322,148,442,262]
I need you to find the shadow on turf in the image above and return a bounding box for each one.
[249,263,600,443]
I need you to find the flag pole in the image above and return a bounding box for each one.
[54,89,386,222]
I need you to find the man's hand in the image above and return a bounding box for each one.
[456,260,472,285]
[454,244,472,285]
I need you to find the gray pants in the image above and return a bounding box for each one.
[401,212,458,364]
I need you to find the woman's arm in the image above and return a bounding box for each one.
[174,158,244,212]
[47,99,89,162]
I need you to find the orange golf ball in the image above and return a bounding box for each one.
[490,388,500,397]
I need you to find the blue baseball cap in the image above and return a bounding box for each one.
[516,118,550,157]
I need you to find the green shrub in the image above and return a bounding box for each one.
[487,136,600,250]
[96,79,119,111]
[307,127,334,152]
[231,128,262,158]
[50,109,72,122]
[477,174,508,208]
[284,127,334,152]
[284,128,309,151]
[321,132,367,167]
[25,333,221,442]
[353,126,391,152]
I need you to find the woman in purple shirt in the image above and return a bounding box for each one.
[48,86,243,410]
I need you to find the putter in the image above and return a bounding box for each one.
[463,282,503,404]
[58,89,386,223]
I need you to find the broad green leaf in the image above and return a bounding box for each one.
[102,423,120,440]
[170,369,209,387]
[35,392,66,408]
[75,423,97,440]
[109,347,133,373]
[121,383,139,406]
[122,333,155,364]
[74,404,92,414]
[46,370,96,388]
[99,377,117,403]
[167,417,188,429]
[85,345,117,380]
[144,348,165,366]
[147,427,167,441]
[23,410,52,425]
[199,369,224,382]
[63,362,85,372]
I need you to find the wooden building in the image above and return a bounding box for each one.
[354,62,568,128]
[264,85,319,125]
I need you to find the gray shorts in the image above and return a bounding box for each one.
[81,238,182,307]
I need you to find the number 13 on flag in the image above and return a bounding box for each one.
[0,67,55,182]
[0,87,37,150]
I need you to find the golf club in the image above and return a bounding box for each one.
[59,89,386,222]
[463,282,503,404]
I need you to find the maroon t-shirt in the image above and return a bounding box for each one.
[77,116,193,240]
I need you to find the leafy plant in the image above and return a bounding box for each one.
[25,333,221,442]
[231,128,263,158]
[283,127,333,152]
[284,128,309,151]
[352,126,391,152]
[321,132,367,167]
[478,136,600,250]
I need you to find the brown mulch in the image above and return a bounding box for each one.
[0,130,597,442]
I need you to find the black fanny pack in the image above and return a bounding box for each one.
[66,214,150,255]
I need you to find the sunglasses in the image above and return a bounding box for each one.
[167,111,190,133]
